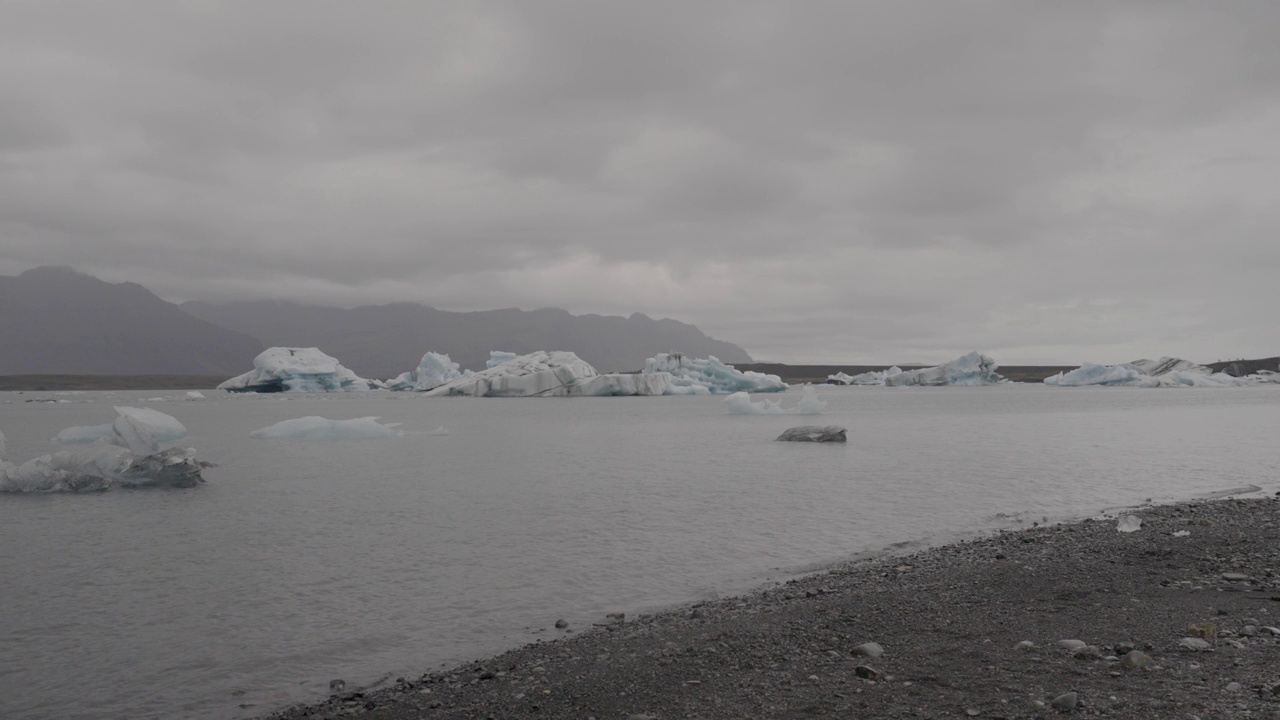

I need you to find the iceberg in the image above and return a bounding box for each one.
[644,353,787,394]
[568,372,676,397]
[726,386,827,415]
[52,423,115,444]
[884,352,1004,386]
[218,347,379,393]
[829,367,904,385]
[2,408,204,492]
[1045,356,1250,388]
[387,352,472,391]
[776,425,848,442]
[249,416,403,440]
[425,351,602,397]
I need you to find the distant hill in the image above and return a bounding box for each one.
[0,267,264,375]
[181,300,752,376]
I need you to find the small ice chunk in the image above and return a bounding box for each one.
[1116,515,1143,533]
[185,391,206,400]
[52,424,116,443]
[424,426,449,436]
[726,386,827,415]
[249,416,403,440]
[113,407,187,442]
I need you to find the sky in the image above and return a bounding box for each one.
[2,2,1278,365]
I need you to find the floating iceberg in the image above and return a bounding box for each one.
[486,351,519,369]
[726,386,827,415]
[387,352,472,391]
[776,425,847,442]
[885,352,1005,386]
[568,372,676,397]
[3,408,203,492]
[218,347,379,393]
[1045,357,1250,388]
[249,416,403,440]
[644,353,786,394]
[425,351,602,397]
[52,423,115,444]
[829,367,904,385]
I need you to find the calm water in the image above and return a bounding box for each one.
[1,385,1277,719]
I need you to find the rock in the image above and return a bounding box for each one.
[1057,639,1087,651]
[329,679,346,693]
[1240,625,1258,636]
[1179,637,1212,651]
[1114,641,1136,655]
[1260,626,1280,636]
[1222,572,1249,581]
[606,612,625,624]
[852,642,885,658]
[776,425,848,443]
[1120,650,1153,669]
[854,665,883,681]
[1071,645,1102,660]
[1116,515,1142,533]
[1014,640,1035,651]
[1051,691,1078,712]
[554,619,568,629]
[1226,682,1242,692]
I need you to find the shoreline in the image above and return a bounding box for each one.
[259,494,1280,720]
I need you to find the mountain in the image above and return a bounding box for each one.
[0,267,264,375]
[181,300,752,376]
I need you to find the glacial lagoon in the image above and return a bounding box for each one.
[1,384,1277,719]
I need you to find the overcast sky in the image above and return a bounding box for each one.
[2,2,1278,365]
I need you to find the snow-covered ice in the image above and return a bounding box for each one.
[644,353,786,394]
[426,351,601,397]
[218,347,379,393]
[3,407,203,492]
[726,386,827,415]
[249,416,403,440]
[387,352,472,391]
[1045,357,1251,388]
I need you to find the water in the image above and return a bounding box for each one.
[1,385,1277,719]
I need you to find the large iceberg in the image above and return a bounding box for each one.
[386,352,472,392]
[885,352,1004,386]
[250,416,403,439]
[644,353,787,394]
[2,408,203,492]
[218,347,379,393]
[726,385,827,415]
[425,351,602,397]
[829,367,904,386]
[1045,357,1250,388]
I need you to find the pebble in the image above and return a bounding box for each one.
[1057,639,1087,651]
[555,619,568,629]
[328,679,345,693]
[1222,572,1249,581]
[854,665,882,681]
[1260,626,1280,636]
[1113,641,1135,654]
[1226,682,1242,692]
[852,642,885,658]
[1120,650,1153,669]
[1178,637,1211,651]
[1014,640,1035,651]
[1051,691,1078,712]
[1071,645,1102,660]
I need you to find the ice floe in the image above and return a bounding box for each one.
[386,352,472,392]
[829,367,904,385]
[829,353,1004,386]
[1045,357,1255,388]
[218,347,379,393]
[3,407,203,492]
[726,386,827,415]
[249,416,403,439]
[644,353,786,394]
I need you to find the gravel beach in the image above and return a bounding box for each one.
[264,496,1280,720]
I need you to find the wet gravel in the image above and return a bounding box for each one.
[262,496,1280,719]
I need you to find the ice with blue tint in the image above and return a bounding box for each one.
[486,351,518,369]
[883,352,1005,386]
[644,352,787,394]
[725,385,826,415]
[249,416,403,440]
[427,351,603,397]
[52,424,115,443]
[2,407,203,492]
[1045,356,1252,388]
[218,347,379,393]
[387,352,472,392]
[829,367,904,385]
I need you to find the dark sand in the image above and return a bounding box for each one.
[261,496,1280,720]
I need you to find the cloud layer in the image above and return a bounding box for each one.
[3,2,1278,364]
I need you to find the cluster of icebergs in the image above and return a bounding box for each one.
[828,352,1006,387]
[1,407,204,493]
[1044,357,1279,388]
[219,348,787,398]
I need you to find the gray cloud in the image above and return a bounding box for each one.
[2,1,1279,364]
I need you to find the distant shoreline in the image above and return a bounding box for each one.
[0,375,230,391]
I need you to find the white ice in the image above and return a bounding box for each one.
[218,347,379,393]
[387,352,472,391]
[885,352,1005,386]
[644,353,786,394]
[185,391,206,400]
[52,423,115,443]
[1045,356,1252,388]
[829,367,903,385]
[3,408,202,492]
[725,386,827,415]
[426,351,602,397]
[249,416,403,440]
